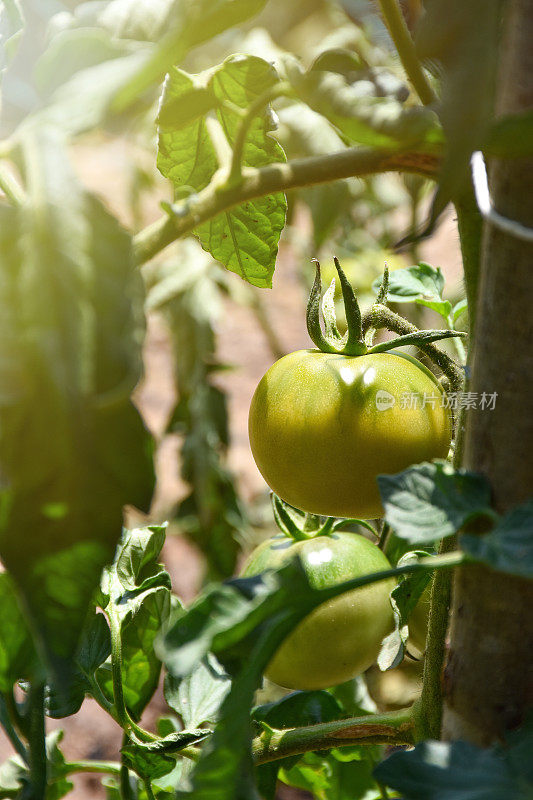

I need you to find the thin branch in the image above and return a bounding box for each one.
[133,147,440,266]
[377,0,437,106]
[253,707,415,764]
[0,694,28,763]
[65,761,122,776]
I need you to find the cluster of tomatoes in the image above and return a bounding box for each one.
[243,348,450,689]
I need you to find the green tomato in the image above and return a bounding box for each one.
[248,349,452,519]
[408,584,431,654]
[241,532,395,690]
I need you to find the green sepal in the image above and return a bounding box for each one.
[367,329,467,354]
[321,279,342,341]
[271,494,312,541]
[333,257,366,355]
[306,259,367,355]
[271,495,376,541]
[306,260,340,354]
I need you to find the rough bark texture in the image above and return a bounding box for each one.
[443,0,533,744]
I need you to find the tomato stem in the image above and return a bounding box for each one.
[133,147,441,267]
[26,682,47,800]
[362,303,464,393]
[252,706,415,764]
[376,0,437,106]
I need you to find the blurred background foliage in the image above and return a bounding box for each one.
[0,0,463,584]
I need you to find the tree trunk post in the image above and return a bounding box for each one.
[443,0,533,744]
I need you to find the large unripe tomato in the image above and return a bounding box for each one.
[241,532,395,690]
[248,350,452,519]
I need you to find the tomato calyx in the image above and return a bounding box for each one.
[271,493,377,542]
[306,258,467,358]
[307,257,367,356]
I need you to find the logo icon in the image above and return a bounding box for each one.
[375,390,395,411]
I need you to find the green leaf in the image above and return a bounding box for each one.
[375,716,533,799]
[0,128,153,690]
[121,746,176,782]
[288,54,443,148]
[157,84,217,130]
[0,753,28,796]
[253,681,380,798]
[461,500,533,579]
[416,297,452,318]
[0,730,73,800]
[158,56,287,288]
[27,49,152,136]
[0,0,24,76]
[129,730,208,755]
[378,551,433,671]
[378,462,493,544]
[35,28,132,98]
[280,749,381,800]
[0,572,42,691]
[115,525,170,595]
[99,526,171,718]
[112,0,268,112]
[46,611,111,718]
[147,242,247,580]
[97,0,180,42]
[164,654,231,729]
[372,262,445,304]
[157,69,218,193]
[253,689,343,730]
[483,111,533,159]
[452,298,468,323]
[328,676,378,718]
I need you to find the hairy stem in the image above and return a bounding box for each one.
[120,733,133,800]
[418,534,457,738]
[253,708,415,764]
[361,304,464,392]
[27,683,47,800]
[133,147,440,266]
[376,0,437,106]
[108,606,129,729]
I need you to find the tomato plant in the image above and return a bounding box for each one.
[241,531,396,689]
[0,1,531,799]
[249,348,452,519]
